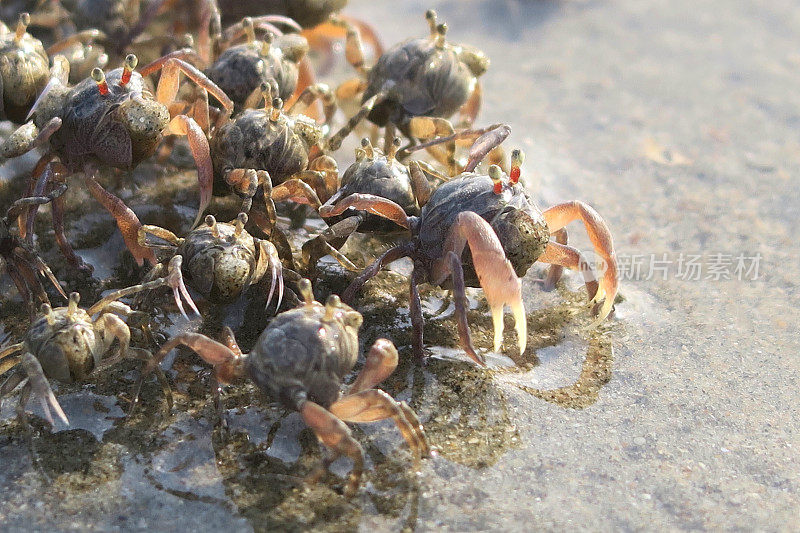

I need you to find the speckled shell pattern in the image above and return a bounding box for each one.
[246,304,359,411]
[362,37,473,128]
[47,69,168,171]
[0,29,49,122]
[417,173,550,285]
[206,41,299,111]
[328,155,420,232]
[177,222,258,303]
[24,308,99,384]
[210,109,310,188]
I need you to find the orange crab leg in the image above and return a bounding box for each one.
[319,193,410,229]
[166,115,213,227]
[542,201,618,325]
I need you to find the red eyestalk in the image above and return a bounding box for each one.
[489,165,504,194]
[120,54,138,86]
[510,149,525,184]
[91,68,109,95]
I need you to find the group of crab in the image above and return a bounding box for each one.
[0,0,618,496]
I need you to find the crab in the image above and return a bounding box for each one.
[0,186,68,316]
[321,143,619,365]
[135,278,429,495]
[137,212,285,306]
[0,52,232,270]
[327,10,494,173]
[0,255,194,430]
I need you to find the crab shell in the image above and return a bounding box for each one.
[177,220,259,303]
[24,307,100,383]
[417,173,550,286]
[206,34,307,110]
[44,67,169,172]
[69,0,135,43]
[362,36,485,128]
[327,152,419,232]
[246,299,362,411]
[218,0,347,29]
[210,108,320,191]
[0,24,49,123]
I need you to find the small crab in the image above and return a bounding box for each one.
[0,52,232,270]
[136,278,429,495]
[0,256,194,429]
[0,13,51,123]
[327,10,494,173]
[322,143,619,364]
[138,212,284,306]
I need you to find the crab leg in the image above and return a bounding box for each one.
[319,193,410,229]
[330,388,429,466]
[165,115,213,227]
[46,29,105,55]
[542,202,618,324]
[0,117,62,159]
[300,400,365,497]
[327,93,383,151]
[150,57,234,126]
[51,185,91,272]
[432,211,526,355]
[88,256,198,319]
[83,174,156,266]
[272,178,322,208]
[409,266,425,360]
[457,82,482,128]
[348,338,399,394]
[254,238,283,310]
[20,351,68,426]
[541,228,568,291]
[287,83,336,125]
[342,242,414,303]
[408,160,434,207]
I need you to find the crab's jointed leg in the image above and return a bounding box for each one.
[20,351,69,426]
[542,201,618,324]
[319,193,410,229]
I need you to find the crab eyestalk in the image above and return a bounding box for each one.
[242,17,255,43]
[15,12,30,43]
[435,23,448,49]
[41,303,55,325]
[324,294,341,321]
[67,292,80,318]
[91,68,109,95]
[120,54,138,86]
[260,32,274,56]
[387,137,401,161]
[270,97,283,122]
[425,9,438,38]
[510,149,524,184]
[234,212,247,237]
[205,214,220,238]
[298,278,314,306]
[361,137,374,159]
[489,164,504,194]
[259,82,272,112]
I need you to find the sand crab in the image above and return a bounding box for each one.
[0,187,68,316]
[136,278,429,495]
[137,212,284,306]
[0,13,53,123]
[327,10,492,172]
[0,256,194,429]
[0,52,232,270]
[322,145,619,364]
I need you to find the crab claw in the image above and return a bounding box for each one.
[165,256,200,320]
[256,239,283,311]
[21,352,68,426]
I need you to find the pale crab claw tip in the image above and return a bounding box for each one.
[172,289,189,321]
[512,300,527,355]
[276,275,284,311]
[588,298,615,329]
[491,306,504,353]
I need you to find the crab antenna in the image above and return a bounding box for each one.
[242,17,255,43]
[298,278,314,306]
[41,303,55,325]
[120,54,138,86]
[91,68,109,95]
[435,23,447,49]
[324,294,341,321]
[489,164,504,194]
[260,31,274,56]
[387,137,401,161]
[67,292,80,318]
[205,214,220,238]
[270,97,283,121]
[15,12,30,43]
[234,212,247,236]
[361,137,374,159]
[510,149,525,184]
[425,9,438,38]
